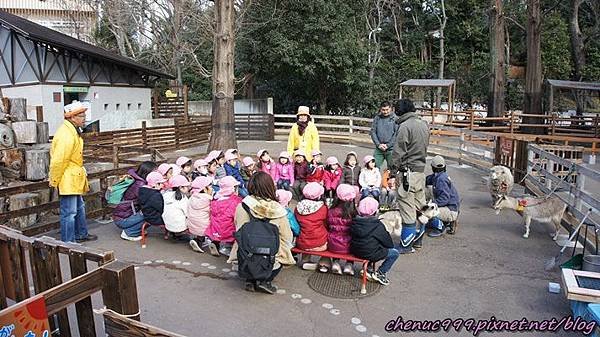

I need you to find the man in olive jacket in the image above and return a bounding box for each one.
[49,101,97,243]
[390,99,429,252]
[370,101,399,170]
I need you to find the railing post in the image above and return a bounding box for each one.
[458,131,465,166]
[152,90,159,119]
[36,106,44,122]
[546,156,554,190]
[574,167,584,211]
[183,85,189,124]
[112,145,119,169]
[101,261,140,321]
[431,109,436,125]
[551,113,556,135]
[141,121,147,149]
[469,110,475,130]
[595,113,599,138]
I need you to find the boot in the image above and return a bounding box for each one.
[447,220,458,235]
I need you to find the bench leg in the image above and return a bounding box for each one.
[361,262,367,294]
[141,222,148,248]
[162,226,169,240]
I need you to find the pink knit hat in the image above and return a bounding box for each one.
[225,151,238,161]
[311,150,322,157]
[358,197,379,216]
[217,176,240,197]
[363,155,375,165]
[326,156,339,166]
[176,156,192,167]
[157,163,172,176]
[303,182,324,200]
[191,176,213,191]
[146,171,166,187]
[170,175,191,188]
[279,151,290,159]
[242,157,255,167]
[336,184,356,202]
[194,159,208,169]
[276,189,293,207]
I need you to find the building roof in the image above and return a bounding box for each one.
[546,79,600,92]
[400,79,456,87]
[0,10,173,79]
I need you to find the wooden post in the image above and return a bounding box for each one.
[141,121,147,149]
[36,106,44,122]
[152,90,158,119]
[575,167,584,211]
[510,110,515,134]
[469,110,475,130]
[458,132,465,166]
[101,261,140,321]
[551,113,556,135]
[594,113,599,138]
[112,145,119,169]
[7,237,29,302]
[431,109,436,125]
[183,85,189,124]
[174,119,180,149]
[69,249,97,337]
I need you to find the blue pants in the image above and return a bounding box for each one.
[114,212,145,237]
[378,248,400,274]
[360,187,381,200]
[59,195,88,242]
[277,179,291,191]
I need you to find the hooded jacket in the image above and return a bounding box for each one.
[294,161,309,182]
[224,161,245,188]
[49,120,89,195]
[327,206,353,254]
[370,113,399,149]
[274,162,295,185]
[426,172,460,212]
[359,167,382,189]
[186,191,212,236]
[295,199,328,250]
[342,165,361,186]
[162,190,189,233]
[112,168,145,220]
[392,112,430,173]
[206,194,242,243]
[323,166,343,190]
[287,121,320,161]
[306,163,324,183]
[138,187,164,226]
[230,196,295,266]
[350,215,394,261]
[258,159,277,181]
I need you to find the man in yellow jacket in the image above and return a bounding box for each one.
[49,101,97,243]
[287,106,320,161]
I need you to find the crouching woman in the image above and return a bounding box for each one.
[233,172,295,294]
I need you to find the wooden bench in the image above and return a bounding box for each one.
[291,247,370,294]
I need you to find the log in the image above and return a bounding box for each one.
[36,122,49,143]
[8,192,39,229]
[0,123,15,149]
[12,121,37,144]
[8,98,27,121]
[25,149,49,181]
[0,148,24,177]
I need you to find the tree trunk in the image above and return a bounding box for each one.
[436,0,447,109]
[488,0,506,119]
[568,0,586,116]
[208,0,238,151]
[318,87,327,115]
[522,0,543,133]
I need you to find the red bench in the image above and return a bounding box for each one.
[140,222,169,248]
[291,247,370,294]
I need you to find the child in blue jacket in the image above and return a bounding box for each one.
[224,151,248,197]
[426,156,460,237]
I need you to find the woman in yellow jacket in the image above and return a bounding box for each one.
[287,106,320,161]
[49,101,97,243]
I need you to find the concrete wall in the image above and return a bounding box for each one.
[189,97,273,116]
[3,85,152,134]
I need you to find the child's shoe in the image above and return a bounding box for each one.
[244,281,256,292]
[302,262,318,271]
[372,270,390,286]
[343,262,355,276]
[359,269,375,282]
[331,261,342,275]
[219,246,231,257]
[208,242,220,256]
[256,281,277,294]
[189,239,204,253]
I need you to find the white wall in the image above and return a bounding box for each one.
[3,84,153,135]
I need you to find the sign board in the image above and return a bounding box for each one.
[63,86,89,93]
[500,137,513,157]
[0,295,50,337]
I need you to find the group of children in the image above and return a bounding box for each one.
[129,148,400,286]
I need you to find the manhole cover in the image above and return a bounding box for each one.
[307,272,381,299]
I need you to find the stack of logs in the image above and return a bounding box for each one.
[0,97,52,229]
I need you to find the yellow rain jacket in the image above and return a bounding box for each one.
[49,121,89,195]
[287,121,320,161]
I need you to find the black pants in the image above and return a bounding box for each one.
[248,266,282,283]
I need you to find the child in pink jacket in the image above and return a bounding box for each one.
[206,176,242,257]
[186,176,213,253]
[256,149,276,181]
[323,156,343,200]
[274,151,295,191]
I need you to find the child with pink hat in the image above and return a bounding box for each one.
[276,189,300,237]
[274,151,295,192]
[306,150,324,185]
[186,176,214,253]
[292,150,309,201]
[176,156,193,181]
[327,184,358,275]
[240,157,257,185]
[359,155,381,200]
[224,150,248,197]
[256,149,277,181]
[206,176,242,256]
[295,182,329,271]
[139,171,167,229]
[191,158,209,180]
[323,156,343,201]
[157,163,174,191]
[351,197,398,286]
[162,175,194,245]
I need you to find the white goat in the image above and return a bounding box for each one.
[488,165,514,204]
[379,211,402,237]
[493,195,566,239]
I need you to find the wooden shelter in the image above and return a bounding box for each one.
[546,79,600,115]
[399,79,457,116]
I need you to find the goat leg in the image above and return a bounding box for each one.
[523,216,531,239]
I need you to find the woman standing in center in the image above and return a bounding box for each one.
[287,106,320,162]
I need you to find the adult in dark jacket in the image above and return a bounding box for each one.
[391,99,429,252]
[370,101,399,170]
[426,156,460,237]
[350,197,399,286]
[112,161,157,241]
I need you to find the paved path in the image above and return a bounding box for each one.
[55,140,583,337]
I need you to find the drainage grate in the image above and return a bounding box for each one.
[307,272,381,299]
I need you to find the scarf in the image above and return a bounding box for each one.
[297,120,309,136]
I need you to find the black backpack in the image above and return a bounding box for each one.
[234,203,280,280]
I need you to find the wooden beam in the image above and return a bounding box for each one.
[103,311,186,337]
[42,267,104,316]
[69,249,97,337]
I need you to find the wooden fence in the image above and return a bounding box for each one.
[0,226,184,336]
[234,114,275,140]
[152,85,189,122]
